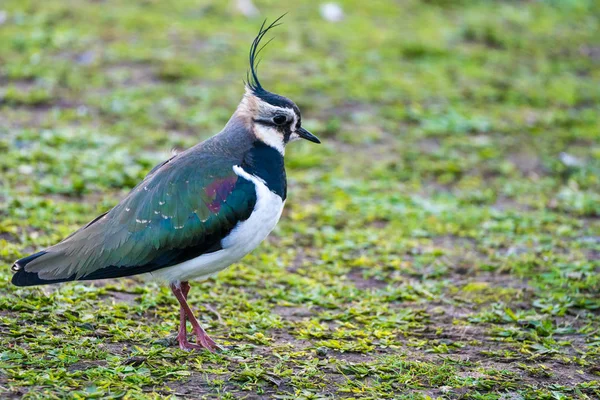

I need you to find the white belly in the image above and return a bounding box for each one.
[149,165,284,284]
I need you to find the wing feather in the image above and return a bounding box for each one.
[12,149,257,286]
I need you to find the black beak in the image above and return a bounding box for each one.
[297,127,321,144]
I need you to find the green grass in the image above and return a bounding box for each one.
[1,0,599,398]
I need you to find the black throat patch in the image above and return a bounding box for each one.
[242,141,287,200]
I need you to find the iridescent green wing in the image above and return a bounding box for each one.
[12,149,257,286]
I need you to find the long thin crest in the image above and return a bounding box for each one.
[247,14,286,93]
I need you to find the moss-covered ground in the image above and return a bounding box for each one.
[1,0,599,398]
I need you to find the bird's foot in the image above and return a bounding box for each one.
[171,282,226,353]
[177,332,225,353]
[178,336,209,351]
[193,328,226,353]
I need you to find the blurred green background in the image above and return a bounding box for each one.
[1,0,599,399]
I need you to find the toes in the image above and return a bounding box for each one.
[178,335,222,352]
[213,343,228,352]
[178,335,208,351]
[196,335,224,353]
[179,341,204,351]
[205,339,226,352]
[179,329,224,352]
[197,337,217,353]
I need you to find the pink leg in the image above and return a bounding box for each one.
[171,282,222,352]
[176,282,192,348]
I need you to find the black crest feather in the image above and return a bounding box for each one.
[247,14,286,93]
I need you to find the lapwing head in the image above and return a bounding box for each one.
[235,16,320,154]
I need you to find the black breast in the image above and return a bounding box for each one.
[242,142,287,200]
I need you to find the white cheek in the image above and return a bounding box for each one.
[288,132,301,142]
[254,124,285,155]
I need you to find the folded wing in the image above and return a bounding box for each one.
[11,150,257,286]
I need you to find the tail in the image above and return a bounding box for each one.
[11,251,74,287]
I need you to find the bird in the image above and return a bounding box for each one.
[10,16,320,352]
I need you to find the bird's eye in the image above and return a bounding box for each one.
[272,115,287,125]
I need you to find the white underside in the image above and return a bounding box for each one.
[148,165,284,284]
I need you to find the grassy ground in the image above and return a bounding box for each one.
[1,0,599,398]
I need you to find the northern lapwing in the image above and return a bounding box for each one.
[10,17,320,352]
